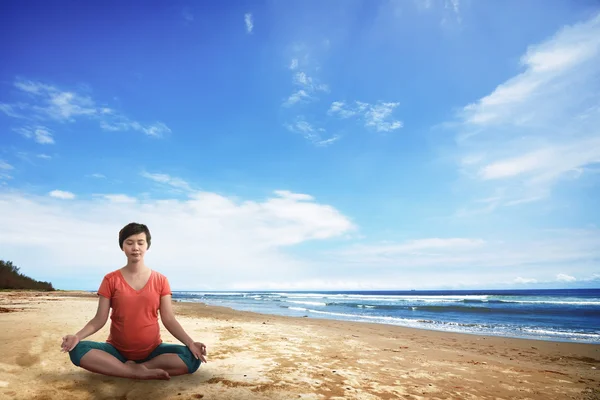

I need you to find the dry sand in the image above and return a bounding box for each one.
[0,290,598,400]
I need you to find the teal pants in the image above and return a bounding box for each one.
[69,341,201,374]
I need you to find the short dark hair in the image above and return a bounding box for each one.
[119,222,152,249]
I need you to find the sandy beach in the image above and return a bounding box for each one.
[0,291,598,400]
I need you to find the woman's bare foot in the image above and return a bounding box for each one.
[126,360,170,380]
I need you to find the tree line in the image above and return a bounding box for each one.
[0,260,55,290]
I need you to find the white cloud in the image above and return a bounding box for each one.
[274,190,314,201]
[514,277,538,284]
[141,171,193,191]
[0,189,354,289]
[0,161,14,170]
[556,273,576,282]
[282,73,329,107]
[294,72,311,87]
[89,173,106,179]
[100,119,171,138]
[36,154,51,160]
[364,102,403,132]
[282,45,330,107]
[0,103,28,118]
[13,80,97,121]
[245,13,253,33]
[101,194,137,204]
[328,100,404,132]
[293,72,329,93]
[452,12,600,211]
[49,190,75,200]
[15,126,55,144]
[478,138,600,182]
[461,13,600,126]
[285,117,340,147]
[331,229,600,272]
[3,79,171,139]
[283,90,311,107]
[328,101,357,118]
[341,238,485,258]
[583,274,600,282]
[0,161,14,182]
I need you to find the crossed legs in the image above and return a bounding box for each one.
[72,342,196,380]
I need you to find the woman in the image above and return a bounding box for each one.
[61,222,207,380]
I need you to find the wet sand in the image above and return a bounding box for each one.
[0,290,598,400]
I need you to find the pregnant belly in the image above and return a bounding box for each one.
[109,321,161,359]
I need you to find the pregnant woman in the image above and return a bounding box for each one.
[60,222,207,380]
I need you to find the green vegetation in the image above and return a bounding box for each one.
[0,260,54,291]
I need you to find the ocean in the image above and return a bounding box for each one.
[171,288,600,344]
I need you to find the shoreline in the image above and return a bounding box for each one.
[176,300,600,345]
[1,290,599,399]
[73,288,600,345]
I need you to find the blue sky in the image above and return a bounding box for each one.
[1,0,599,291]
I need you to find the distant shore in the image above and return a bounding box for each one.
[0,290,599,400]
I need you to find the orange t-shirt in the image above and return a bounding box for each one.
[97,269,172,360]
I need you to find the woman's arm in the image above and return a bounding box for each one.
[76,296,111,339]
[61,296,110,352]
[159,295,207,362]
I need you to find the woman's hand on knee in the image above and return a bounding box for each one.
[61,334,80,352]
[187,342,208,363]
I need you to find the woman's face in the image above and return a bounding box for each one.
[122,232,148,261]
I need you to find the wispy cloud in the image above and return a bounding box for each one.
[2,79,172,139]
[283,89,311,107]
[445,0,460,22]
[0,103,28,118]
[556,273,576,282]
[100,194,138,204]
[409,0,461,25]
[16,151,52,164]
[141,171,193,192]
[328,101,404,132]
[514,277,538,284]
[451,12,600,212]
[182,8,194,24]
[49,190,75,200]
[15,126,55,144]
[0,161,14,184]
[245,13,254,34]
[281,42,330,108]
[100,120,171,138]
[283,71,329,107]
[88,173,106,179]
[281,44,341,145]
[0,161,14,171]
[332,229,600,274]
[416,0,433,9]
[285,117,340,147]
[14,80,99,121]
[340,238,485,258]
[293,72,329,93]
